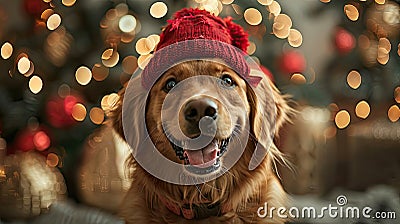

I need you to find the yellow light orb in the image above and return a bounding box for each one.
[62,0,76,7]
[1,42,13,59]
[335,110,351,129]
[290,73,307,84]
[72,103,86,121]
[47,13,62,31]
[244,8,262,26]
[75,66,92,85]
[150,2,168,19]
[119,15,137,33]
[89,107,105,125]
[355,100,370,119]
[17,57,31,74]
[344,4,359,21]
[29,75,43,94]
[388,105,399,122]
[347,70,362,89]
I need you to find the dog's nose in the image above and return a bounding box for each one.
[184,98,218,123]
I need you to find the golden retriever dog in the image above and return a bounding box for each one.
[109,8,292,224]
[110,60,291,223]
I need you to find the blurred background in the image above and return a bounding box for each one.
[0,0,399,223]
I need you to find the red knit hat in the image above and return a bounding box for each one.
[141,8,262,89]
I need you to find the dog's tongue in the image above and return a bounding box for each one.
[184,141,219,168]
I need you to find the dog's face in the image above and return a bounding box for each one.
[145,60,251,175]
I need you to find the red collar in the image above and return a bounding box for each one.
[158,194,230,219]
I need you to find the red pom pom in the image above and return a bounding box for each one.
[224,17,249,52]
[278,51,306,75]
[334,28,355,54]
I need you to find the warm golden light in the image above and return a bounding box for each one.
[244,8,262,26]
[135,38,155,55]
[47,13,62,31]
[257,0,273,5]
[398,43,400,56]
[355,100,370,119]
[320,0,331,3]
[344,4,359,21]
[394,86,400,103]
[46,153,59,167]
[75,66,92,85]
[58,84,70,98]
[221,0,234,4]
[290,73,307,84]
[101,48,119,68]
[388,105,399,122]
[62,0,76,7]
[358,35,370,49]
[335,110,351,129]
[92,63,109,81]
[119,15,137,33]
[288,29,303,47]
[347,70,361,89]
[138,54,153,69]
[122,56,138,74]
[247,42,256,55]
[89,107,105,125]
[29,75,43,94]
[378,38,391,52]
[72,103,86,121]
[274,14,292,27]
[1,42,13,59]
[17,57,31,74]
[267,1,281,16]
[150,2,168,19]
[375,0,385,4]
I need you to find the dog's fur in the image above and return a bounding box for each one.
[110,60,292,223]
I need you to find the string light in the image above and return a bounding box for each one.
[119,15,137,33]
[150,2,168,19]
[89,107,105,125]
[355,100,370,119]
[347,70,361,89]
[75,66,92,85]
[344,4,359,21]
[72,103,86,121]
[1,42,13,59]
[335,110,351,129]
[47,13,62,31]
[17,56,31,74]
[29,75,43,94]
[244,8,262,26]
[388,105,399,122]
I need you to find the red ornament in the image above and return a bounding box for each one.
[46,95,83,128]
[23,0,49,18]
[15,127,51,152]
[278,51,306,75]
[334,28,355,54]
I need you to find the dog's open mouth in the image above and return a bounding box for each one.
[170,137,230,175]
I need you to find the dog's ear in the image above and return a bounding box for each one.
[107,88,125,141]
[246,76,292,169]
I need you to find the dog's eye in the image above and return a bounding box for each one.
[220,74,236,88]
[164,78,177,92]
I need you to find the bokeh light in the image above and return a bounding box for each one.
[75,66,92,85]
[150,2,168,19]
[247,42,256,55]
[375,0,385,4]
[267,1,281,16]
[138,54,153,69]
[244,8,262,26]
[347,70,361,89]
[58,84,70,98]
[122,56,138,74]
[394,86,400,103]
[135,38,154,55]
[335,110,351,129]
[320,0,331,3]
[29,75,43,94]
[1,42,13,59]
[355,100,370,119]
[33,131,51,151]
[290,73,307,84]
[46,153,59,167]
[101,48,120,68]
[47,14,62,31]
[288,29,303,47]
[72,103,86,121]
[101,93,120,112]
[119,15,137,33]
[344,4,359,21]
[92,63,109,82]
[221,0,234,4]
[89,107,105,125]
[257,0,273,6]
[388,105,399,122]
[62,0,76,7]
[17,56,31,74]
